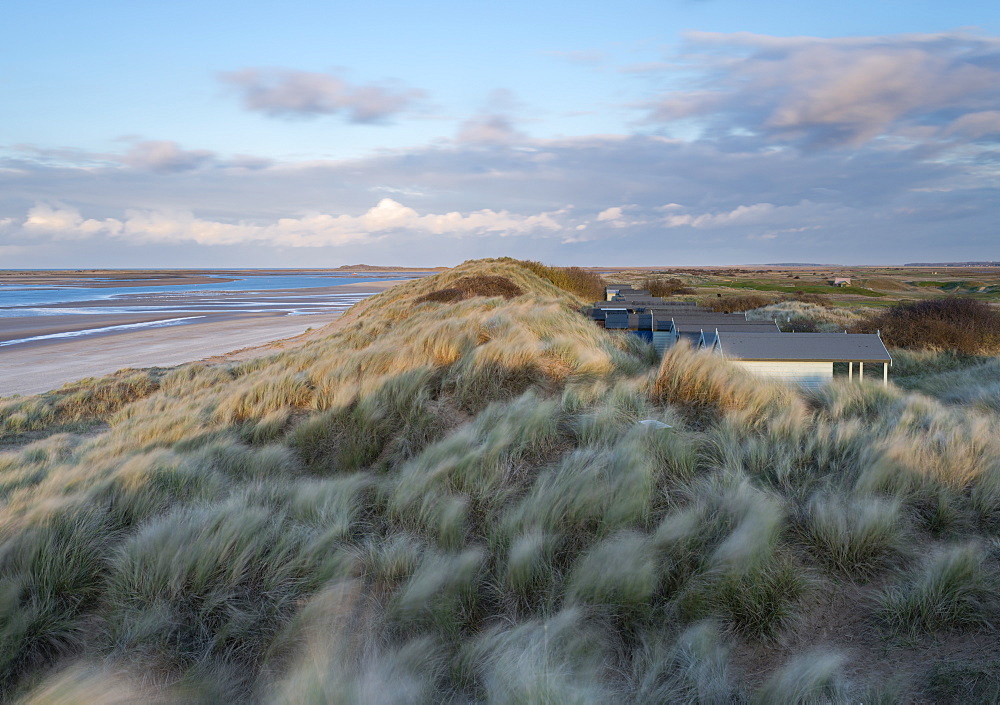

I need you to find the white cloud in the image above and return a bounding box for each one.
[596,206,623,221]
[23,204,123,239]
[662,203,776,228]
[17,199,566,248]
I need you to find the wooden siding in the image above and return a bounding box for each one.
[732,360,833,390]
[652,331,673,356]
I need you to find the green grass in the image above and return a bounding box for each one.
[1,258,999,702]
[715,280,887,297]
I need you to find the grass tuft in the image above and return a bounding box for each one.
[877,542,994,634]
[803,492,904,577]
[751,650,848,704]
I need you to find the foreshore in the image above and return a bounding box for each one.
[0,279,401,397]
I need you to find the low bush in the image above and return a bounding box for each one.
[413,275,524,304]
[701,293,777,313]
[855,297,1000,354]
[641,277,695,297]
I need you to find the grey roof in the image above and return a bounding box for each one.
[610,297,663,305]
[669,313,748,325]
[700,323,780,347]
[715,332,891,363]
[674,321,778,333]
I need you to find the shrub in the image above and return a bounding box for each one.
[701,294,777,313]
[413,275,524,304]
[641,277,695,298]
[412,287,465,304]
[855,298,1000,354]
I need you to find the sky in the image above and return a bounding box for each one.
[2,0,999,267]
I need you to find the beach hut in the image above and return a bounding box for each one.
[711,332,892,389]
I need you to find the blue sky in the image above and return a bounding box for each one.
[2,0,998,266]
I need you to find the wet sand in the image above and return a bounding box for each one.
[0,268,439,289]
[0,280,401,397]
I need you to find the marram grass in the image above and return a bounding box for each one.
[1,258,999,702]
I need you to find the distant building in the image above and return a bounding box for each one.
[832,277,851,287]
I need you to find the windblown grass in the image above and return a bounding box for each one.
[0,369,164,445]
[747,300,870,333]
[877,543,995,634]
[2,258,999,702]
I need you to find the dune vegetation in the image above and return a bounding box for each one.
[2,258,1000,703]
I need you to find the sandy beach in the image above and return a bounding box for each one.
[0,279,402,397]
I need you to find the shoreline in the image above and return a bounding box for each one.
[0,279,401,398]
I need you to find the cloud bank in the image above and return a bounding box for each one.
[19,199,566,248]
[646,31,1000,148]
